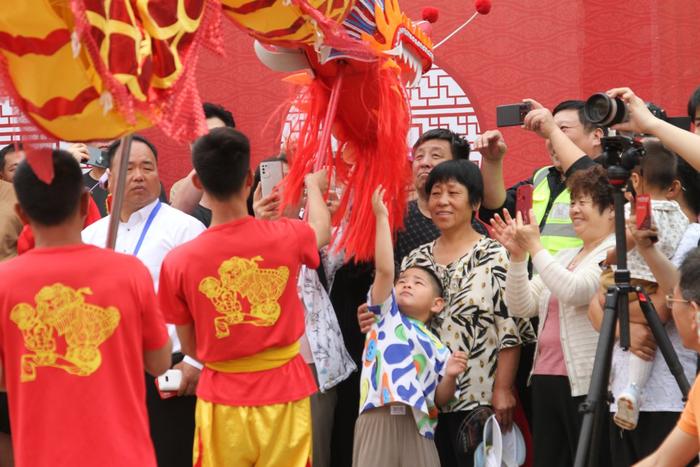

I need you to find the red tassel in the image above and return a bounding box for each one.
[25,148,55,184]
[282,63,412,262]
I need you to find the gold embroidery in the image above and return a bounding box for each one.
[198,256,289,338]
[10,284,120,382]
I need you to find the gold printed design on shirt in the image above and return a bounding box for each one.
[10,284,121,382]
[198,256,289,337]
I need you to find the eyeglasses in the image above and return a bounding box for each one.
[665,294,691,308]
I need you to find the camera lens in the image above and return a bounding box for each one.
[584,93,628,127]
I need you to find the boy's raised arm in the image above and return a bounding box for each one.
[371,186,394,306]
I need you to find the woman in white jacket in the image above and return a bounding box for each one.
[491,165,615,467]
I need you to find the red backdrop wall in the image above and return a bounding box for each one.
[145,0,700,191]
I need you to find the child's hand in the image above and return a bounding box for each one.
[305,168,329,192]
[446,351,468,377]
[357,303,375,333]
[372,185,389,218]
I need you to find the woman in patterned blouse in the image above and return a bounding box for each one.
[401,159,536,467]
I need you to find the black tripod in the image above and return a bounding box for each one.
[573,162,692,467]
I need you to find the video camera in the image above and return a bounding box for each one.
[598,135,645,172]
[584,93,692,131]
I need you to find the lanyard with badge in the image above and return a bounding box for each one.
[132,201,162,256]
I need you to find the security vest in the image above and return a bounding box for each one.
[531,166,582,256]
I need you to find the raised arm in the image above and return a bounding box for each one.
[370,186,394,305]
[304,169,331,248]
[522,98,587,174]
[475,130,508,210]
[607,87,700,172]
[491,209,544,318]
[170,170,203,213]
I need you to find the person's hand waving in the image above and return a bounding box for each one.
[513,209,543,257]
[491,209,527,262]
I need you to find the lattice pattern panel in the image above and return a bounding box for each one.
[408,66,481,164]
[0,99,57,148]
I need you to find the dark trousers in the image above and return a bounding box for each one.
[608,411,686,467]
[145,353,197,467]
[531,375,586,467]
[531,375,613,467]
[435,410,477,467]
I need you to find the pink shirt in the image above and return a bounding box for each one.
[532,294,568,376]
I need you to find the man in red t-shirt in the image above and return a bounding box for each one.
[158,127,330,467]
[0,150,171,467]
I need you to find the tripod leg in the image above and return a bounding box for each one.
[574,288,619,467]
[636,287,691,399]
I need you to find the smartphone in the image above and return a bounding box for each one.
[156,369,182,392]
[635,194,658,243]
[260,160,285,197]
[516,184,534,224]
[496,102,532,127]
[86,146,108,168]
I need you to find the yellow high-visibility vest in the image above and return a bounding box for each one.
[531,166,582,256]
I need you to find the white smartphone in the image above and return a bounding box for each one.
[260,160,285,197]
[156,369,182,392]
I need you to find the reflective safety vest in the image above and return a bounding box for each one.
[531,166,582,256]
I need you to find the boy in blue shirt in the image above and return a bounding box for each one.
[352,186,468,467]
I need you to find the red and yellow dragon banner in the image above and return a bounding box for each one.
[0,0,434,261]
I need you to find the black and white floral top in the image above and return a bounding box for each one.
[401,236,536,412]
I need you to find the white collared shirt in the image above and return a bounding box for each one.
[82,198,206,360]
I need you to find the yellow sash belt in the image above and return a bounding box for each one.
[205,342,300,373]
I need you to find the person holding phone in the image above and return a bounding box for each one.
[159,127,330,467]
[478,99,604,258]
[492,165,615,467]
[67,142,111,217]
[587,142,697,467]
[593,140,689,433]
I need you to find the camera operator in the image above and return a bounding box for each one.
[634,247,700,467]
[478,99,603,257]
[606,87,700,173]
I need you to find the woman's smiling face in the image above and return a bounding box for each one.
[428,178,473,231]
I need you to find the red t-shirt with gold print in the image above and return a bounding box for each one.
[0,244,168,467]
[158,216,319,406]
